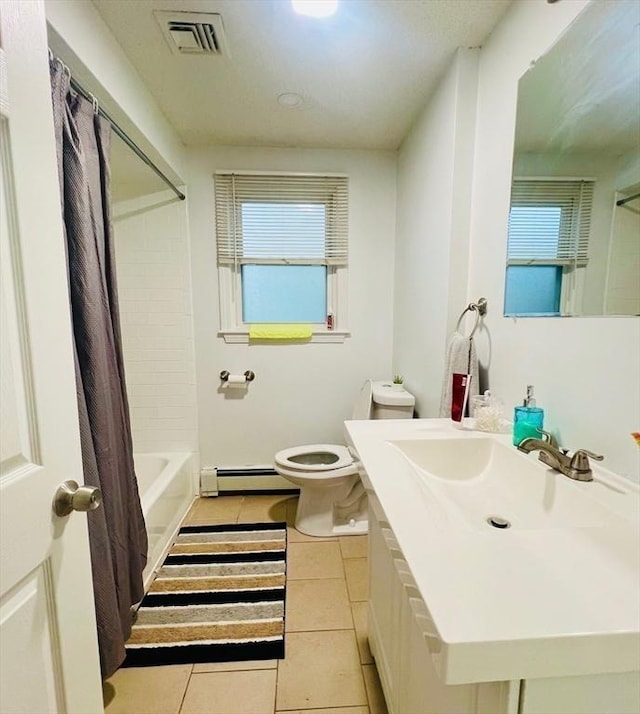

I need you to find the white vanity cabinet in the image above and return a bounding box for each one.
[366,492,639,714]
[367,494,514,714]
[348,419,639,714]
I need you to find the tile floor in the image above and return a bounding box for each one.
[104,494,388,714]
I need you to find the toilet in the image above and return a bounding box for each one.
[274,380,415,537]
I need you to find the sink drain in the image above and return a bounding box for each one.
[487,515,511,529]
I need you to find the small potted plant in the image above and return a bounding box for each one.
[392,375,404,390]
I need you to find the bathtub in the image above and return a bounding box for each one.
[134,452,195,586]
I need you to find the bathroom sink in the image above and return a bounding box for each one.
[346,419,640,686]
[391,437,502,481]
[388,437,618,531]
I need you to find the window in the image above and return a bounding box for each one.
[241,265,327,323]
[504,179,594,316]
[215,172,349,342]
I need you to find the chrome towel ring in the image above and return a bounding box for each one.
[455,298,487,338]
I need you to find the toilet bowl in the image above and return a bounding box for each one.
[274,380,414,537]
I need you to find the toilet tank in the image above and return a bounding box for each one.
[371,381,415,419]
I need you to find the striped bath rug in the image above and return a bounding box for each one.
[123,522,287,667]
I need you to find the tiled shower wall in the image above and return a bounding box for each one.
[113,191,198,454]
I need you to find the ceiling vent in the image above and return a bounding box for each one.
[154,11,228,57]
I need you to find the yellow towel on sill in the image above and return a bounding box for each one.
[249,324,313,340]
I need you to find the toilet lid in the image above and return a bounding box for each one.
[351,379,373,420]
[275,444,354,472]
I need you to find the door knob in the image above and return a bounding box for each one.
[53,480,102,517]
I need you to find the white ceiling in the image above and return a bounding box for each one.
[92,0,512,151]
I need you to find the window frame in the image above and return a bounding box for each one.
[215,171,350,343]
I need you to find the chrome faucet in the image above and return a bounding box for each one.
[517,430,604,482]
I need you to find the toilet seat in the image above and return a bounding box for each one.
[274,444,357,480]
[272,381,385,536]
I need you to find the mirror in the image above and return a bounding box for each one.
[504,0,639,317]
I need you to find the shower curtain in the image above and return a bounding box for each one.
[49,60,148,679]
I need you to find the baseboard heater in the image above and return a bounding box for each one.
[200,466,299,496]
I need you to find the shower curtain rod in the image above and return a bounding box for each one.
[616,191,640,207]
[67,75,186,202]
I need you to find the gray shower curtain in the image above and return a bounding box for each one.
[49,60,148,680]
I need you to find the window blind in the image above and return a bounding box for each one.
[215,173,348,266]
[507,179,594,267]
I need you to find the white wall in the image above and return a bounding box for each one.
[607,152,640,315]
[607,199,640,316]
[467,0,639,480]
[187,147,396,468]
[113,191,198,455]
[393,49,479,418]
[615,152,640,191]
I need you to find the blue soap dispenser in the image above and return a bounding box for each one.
[513,385,544,446]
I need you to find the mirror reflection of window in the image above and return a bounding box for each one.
[504,179,594,316]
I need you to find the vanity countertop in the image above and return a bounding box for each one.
[345,418,640,685]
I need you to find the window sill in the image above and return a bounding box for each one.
[219,330,351,344]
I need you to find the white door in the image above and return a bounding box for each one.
[0,1,103,712]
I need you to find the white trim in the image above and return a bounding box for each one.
[332,266,349,331]
[219,330,350,344]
